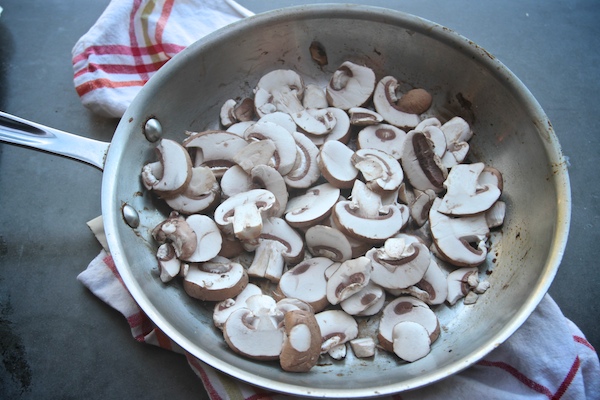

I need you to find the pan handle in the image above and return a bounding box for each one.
[0,111,110,170]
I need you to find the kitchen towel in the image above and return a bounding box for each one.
[72,0,250,118]
[80,217,600,400]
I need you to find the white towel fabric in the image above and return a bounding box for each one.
[72,0,248,118]
[81,218,600,400]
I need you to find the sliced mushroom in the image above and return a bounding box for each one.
[351,148,404,193]
[392,321,431,362]
[226,120,255,137]
[213,189,279,241]
[244,120,298,176]
[141,138,192,198]
[183,130,248,177]
[291,108,336,136]
[373,76,421,129]
[302,84,329,109]
[340,280,385,316]
[284,183,340,228]
[277,257,336,312]
[367,238,431,290]
[180,214,223,263]
[156,243,181,283]
[348,107,383,126]
[258,111,297,135]
[164,166,220,214]
[305,225,353,262]
[220,97,255,127]
[254,69,305,117]
[350,337,376,358]
[280,309,322,372]
[409,189,437,227]
[315,309,359,353]
[152,211,197,260]
[325,256,371,305]
[446,267,479,305]
[213,283,262,330]
[440,116,473,168]
[283,131,321,189]
[183,256,248,302]
[437,162,501,216]
[429,198,490,267]
[318,139,359,189]
[305,107,352,145]
[400,130,448,193]
[232,139,277,173]
[220,165,254,199]
[479,165,504,193]
[326,61,376,110]
[222,295,285,360]
[245,217,304,283]
[393,256,448,306]
[333,180,408,243]
[378,296,440,353]
[485,200,506,228]
[356,124,407,160]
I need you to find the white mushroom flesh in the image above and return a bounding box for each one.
[143,57,508,371]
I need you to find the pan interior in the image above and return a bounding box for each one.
[101,5,570,397]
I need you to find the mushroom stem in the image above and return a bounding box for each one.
[247,240,287,282]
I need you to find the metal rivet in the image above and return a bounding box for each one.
[122,204,140,228]
[144,118,162,142]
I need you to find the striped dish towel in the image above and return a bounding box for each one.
[79,217,600,400]
[71,0,251,118]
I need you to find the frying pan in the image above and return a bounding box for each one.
[0,4,570,398]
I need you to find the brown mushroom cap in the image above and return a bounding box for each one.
[279,309,322,372]
[373,76,421,129]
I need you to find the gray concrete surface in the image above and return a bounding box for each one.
[0,1,597,398]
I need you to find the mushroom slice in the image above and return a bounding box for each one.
[220,165,254,199]
[250,165,289,217]
[226,121,255,137]
[479,166,504,193]
[152,212,197,261]
[352,148,404,193]
[410,189,437,227]
[333,180,408,243]
[315,309,359,353]
[183,130,248,177]
[318,140,359,189]
[284,183,340,228]
[446,267,480,305]
[305,107,352,145]
[326,61,376,110]
[222,295,285,360]
[350,337,376,358]
[440,116,473,168]
[258,111,297,135]
[277,257,336,312]
[305,225,353,262]
[156,243,182,283]
[254,69,305,117]
[325,256,371,305]
[367,238,431,290]
[245,217,304,283]
[377,296,440,353]
[373,76,421,129]
[429,198,490,267]
[244,120,297,176]
[392,321,431,362]
[141,138,192,198]
[302,84,328,109]
[283,131,321,189]
[348,107,383,126]
[357,124,407,160]
[397,257,449,306]
[220,97,255,127]
[291,108,336,136]
[400,130,448,193]
[213,189,279,241]
[164,166,220,214]
[213,283,262,330]
[437,162,501,216]
[232,139,277,173]
[181,214,223,262]
[485,200,506,228]
[280,309,322,372]
[183,256,248,302]
[340,280,385,316]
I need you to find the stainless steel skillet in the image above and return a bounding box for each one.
[0,4,570,398]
